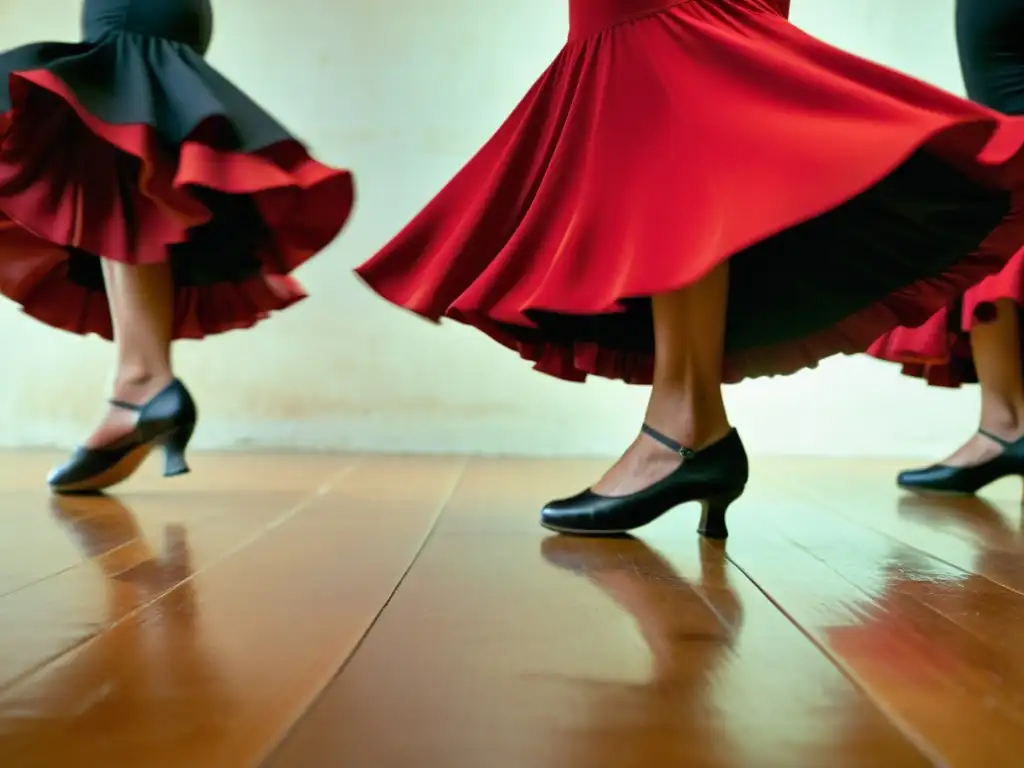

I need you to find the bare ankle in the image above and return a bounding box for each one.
[979,404,1024,437]
[642,410,731,450]
[112,370,174,401]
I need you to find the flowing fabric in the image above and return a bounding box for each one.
[356,0,1024,384]
[0,0,353,339]
[868,0,1024,387]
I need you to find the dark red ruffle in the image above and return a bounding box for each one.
[867,243,1024,388]
[0,69,353,339]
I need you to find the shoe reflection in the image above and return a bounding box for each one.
[50,493,146,561]
[819,494,1024,764]
[0,495,225,762]
[897,493,1022,548]
[51,494,194,599]
[540,535,742,764]
[897,490,1024,607]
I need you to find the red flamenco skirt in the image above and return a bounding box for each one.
[356,0,1024,385]
[867,250,1024,387]
[0,37,353,340]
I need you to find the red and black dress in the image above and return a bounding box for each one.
[869,0,1024,387]
[356,0,1024,385]
[0,0,353,339]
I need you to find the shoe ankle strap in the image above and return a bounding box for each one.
[641,423,696,459]
[978,428,1013,448]
[109,399,143,412]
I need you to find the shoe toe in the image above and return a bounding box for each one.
[47,462,73,487]
[539,500,573,526]
[540,490,595,521]
[896,467,929,486]
[896,464,967,493]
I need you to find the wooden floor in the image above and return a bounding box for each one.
[0,453,1022,767]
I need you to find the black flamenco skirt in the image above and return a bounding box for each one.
[0,8,353,339]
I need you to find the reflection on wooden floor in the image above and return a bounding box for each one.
[1,453,1023,765]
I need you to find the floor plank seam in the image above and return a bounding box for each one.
[723,552,946,766]
[256,457,471,766]
[0,462,357,698]
[0,559,87,601]
[780,482,1024,599]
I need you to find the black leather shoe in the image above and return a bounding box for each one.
[897,429,1024,495]
[540,425,748,538]
[48,379,198,494]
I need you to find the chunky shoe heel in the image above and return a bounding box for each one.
[697,488,743,540]
[162,421,195,477]
[540,424,749,537]
[48,379,198,494]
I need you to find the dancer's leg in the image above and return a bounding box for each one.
[940,299,1024,467]
[83,261,175,447]
[592,262,732,495]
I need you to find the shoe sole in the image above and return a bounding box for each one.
[50,444,154,494]
[539,520,728,540]
[897,484,976,497]
[539,521,631,537]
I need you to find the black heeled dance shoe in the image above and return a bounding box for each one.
[896,429,1024,496]
[48,379,198,494]
[540,425,749,538]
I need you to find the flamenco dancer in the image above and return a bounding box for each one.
[0,0,353,493]
[357,0,1024,538]
[869,0,1024,496]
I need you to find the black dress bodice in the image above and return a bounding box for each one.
[82,0,212,54]
[956,0,1024,112]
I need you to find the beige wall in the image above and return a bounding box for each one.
[0,0,982,458]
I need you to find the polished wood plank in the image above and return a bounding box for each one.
[0,453,351,691]
[0,452,347,595]
[6,453,1024,766]
[0,454,465,767]
[266,459,929,767]
[0,450,348,494]
[723,465,1024,766]
[770,457,1024,596]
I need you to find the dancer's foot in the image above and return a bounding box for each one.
[83,374,175,448]
[897,425,1024,496]
[48,378,198,494]
[939,424,1024,468]
[591,425,736,496]
[552,262,735,535]
[541,425,748,537]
